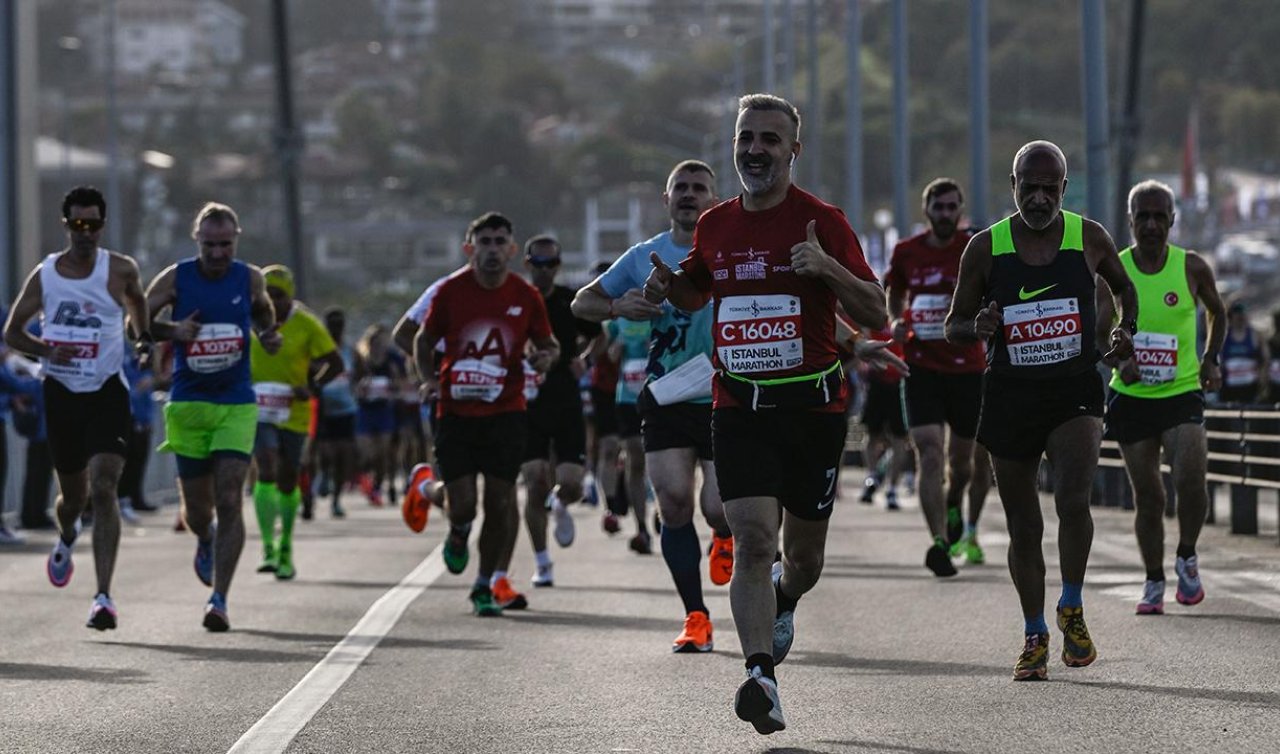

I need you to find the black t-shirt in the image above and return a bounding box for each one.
[533,284,601,404]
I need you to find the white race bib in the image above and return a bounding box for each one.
[1002,297,1082,367]
[254,382,294,425]
[621,358,648,397]
[42,323,102,380]
[908,293,951,341]
[715,294,804,374]
[523,361,543,401]
[1132,332,1178,385]
[1268,359,1280,385]
[185,323,245,373]
[1223,357,1258,387]
[449,358,507,402]
[365,375,392,401]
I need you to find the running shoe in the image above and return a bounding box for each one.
[275,543,296,581]
[734,666,785,735]
[531,562,554,588]
[1175,555,1205,606]
[1057,606,1098,667]
[709,534,734,586]
[203,592,230,632]
[357,473,375,501]
[257,542,278,573]
[1136,579,1165,615]
[194,524,216,587]
[491,576,528,610]
[583,474,599,506]
[601,511,620,535]
[945,506,964,549]
[550,493,575,547]
[0,525,25,545]
[469,586,503,617]
[401,463,435,534]
[119,500,141,525]
[47,537,75,588]
[368,488,385,508]
[1012,632,1049,681]
[442,527,469,574]
[86,593,117,631]
[331,500,346,519]
[671,611,713,653]
[962,535,986,565]
[903,471,916,495]
[859,477,877,504]
[771,561,795,664]
[925,539,957,578]
[885,489,900,510]
[628,531,652,555]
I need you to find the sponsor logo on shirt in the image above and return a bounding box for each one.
[713,269,729,281]
[734,261,767,280]
[506,306,523,316]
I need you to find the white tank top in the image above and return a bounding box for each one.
[39,248,126,392]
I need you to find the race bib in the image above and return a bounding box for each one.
[43,323,102,379]
[1223,357,1258,387]
[365,375,392,401]
[1269,359,1280,384]
[449,358,506,402]
[908,293,951,341]
[1132,332,1178,385]
[523,361,544,401]
[1002,297,1082,367]
[716,294,804,374]
[621,358,648,397]
[254,381,294,425]
[185,323,245,373]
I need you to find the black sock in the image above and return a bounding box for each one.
[1175,543,1196,560]
[1146,569,1165,583]
[660,522,707,615]
[746,653,776,681]
[606,494,628,517]
[775,575,799,615]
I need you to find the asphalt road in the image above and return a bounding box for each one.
[2,474,1279,754]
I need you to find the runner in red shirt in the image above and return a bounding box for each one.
[644,94,897,735]
[885,178,992,575]
[412,212,558,617]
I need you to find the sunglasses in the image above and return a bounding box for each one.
[527,255,561,269]
[65,217,104,233]
[200,240,234,248]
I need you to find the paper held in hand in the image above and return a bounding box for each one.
[646,352,715,406]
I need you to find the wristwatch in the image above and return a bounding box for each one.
[1119,319,1137,335]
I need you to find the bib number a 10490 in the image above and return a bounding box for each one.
[716,294,804,375]
[1002,297,1082,367]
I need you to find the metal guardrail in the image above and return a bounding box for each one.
[1095,404,1280,543]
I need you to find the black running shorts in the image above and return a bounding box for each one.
[903,367,983,438]
[435,411,527,484]
[860,379,906,438]
[616,402,642,439]
[589,387,619,437]
[713,407,848,521]
[640,400,713,460]
[524,392,587,465]
[1104,389,1204,445]
[977,370,1104,461]
[44,374,131,474]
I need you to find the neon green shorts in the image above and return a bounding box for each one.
[158,401,258,459]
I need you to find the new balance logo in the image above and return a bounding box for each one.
[506,306,523,316]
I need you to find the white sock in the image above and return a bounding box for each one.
[491,570,507,586]
[534,550,552,568]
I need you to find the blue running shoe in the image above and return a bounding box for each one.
[203,592,230,632]
[194,523,216,587]
[47,537,75,588]
[771,561,795,664]
[86,593,118,631]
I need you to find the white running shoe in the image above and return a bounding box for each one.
[734,665,786,735]
[771,561,795,664]
[531,562,554,588]
[119,500,140,524]
[1136,579,1165,615]
[549,493,575,547]
[0,525,25,545]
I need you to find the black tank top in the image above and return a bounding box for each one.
[985,211,1098,380]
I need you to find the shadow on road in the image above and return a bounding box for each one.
[1061,678,1280,707]
[0,661,149,685]
[237,627,499,652]
[1169,612,1280,628]
[791,651,1002,678]
[818,739,966,754]
[502,608,703,633]
[98,641,319,664]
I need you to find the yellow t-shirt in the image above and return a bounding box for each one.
[250,304,336,434]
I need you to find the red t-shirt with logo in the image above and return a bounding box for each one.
[422,269,553,418]
[885,229,985,374]
[680,185,879,412]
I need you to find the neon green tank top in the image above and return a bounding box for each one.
[1110,245,1199,398]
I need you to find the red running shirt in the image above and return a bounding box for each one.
[680,185,879,412]
[422,269,553,417]
[885,229,985,374]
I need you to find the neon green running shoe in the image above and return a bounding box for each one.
[275,543,296,581]
[256,542,278,573]
[469,586,503,617]
[1057,606,1098,667]
[963,535,985,565]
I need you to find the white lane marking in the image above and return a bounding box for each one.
[228,543,446,754]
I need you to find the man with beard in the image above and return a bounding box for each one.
[1097,180,1225,614]
[413,212,558,616]
[573,160,733,654]
[3,185,150,630]
[644,96,892,734]
[945,141,1137,680]
[886,178,992,574]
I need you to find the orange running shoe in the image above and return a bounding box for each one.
[491,576,528,610]
[672,611,713,653]
[401,463,435,533]
[709,534,734,586]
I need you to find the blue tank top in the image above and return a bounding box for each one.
[171,259,254,404]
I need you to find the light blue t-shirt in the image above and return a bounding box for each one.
[597,231,714,404]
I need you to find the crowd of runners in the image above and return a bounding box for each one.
[4,92,1239,735]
